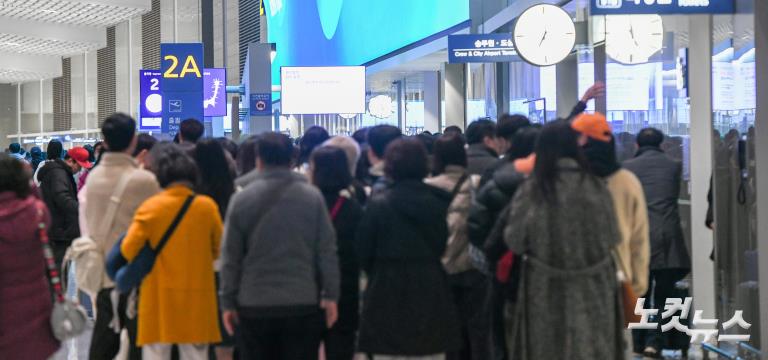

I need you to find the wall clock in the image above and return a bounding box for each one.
[605,15,664,64]
[513,4,576,67]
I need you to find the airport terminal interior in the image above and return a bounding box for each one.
[1,0,767,359]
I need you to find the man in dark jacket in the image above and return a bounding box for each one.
[466,126,539,360]
[220,132,339,359]
[37,141,80,270]
[363,125,401,194]
[624,128,691,357]
[465,119,499,176]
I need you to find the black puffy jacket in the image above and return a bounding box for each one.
[356,180,461,355]
[466,161,525,265]
[37,159,80,244]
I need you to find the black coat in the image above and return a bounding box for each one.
[37,159,80,244]
[356,180,461,355]
[623,147,691,270]
[466,144,498,176]
[467,161,525,265]
[323,192,364,333]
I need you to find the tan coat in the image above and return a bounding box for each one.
[425,165,479,274]
[606,168,650,295]
[83,153,160,288]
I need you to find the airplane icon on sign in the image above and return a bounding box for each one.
[169,100,183,112]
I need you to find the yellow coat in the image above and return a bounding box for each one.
[121,185,223,345]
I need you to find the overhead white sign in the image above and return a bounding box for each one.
[280,66,366,115]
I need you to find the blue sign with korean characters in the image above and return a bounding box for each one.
[139,70,162,131]
[448,34,518,63]
[160,43,204,136]
[250,93,272,116]
[591,0,734,15]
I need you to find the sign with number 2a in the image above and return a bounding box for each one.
[160,43,204,135]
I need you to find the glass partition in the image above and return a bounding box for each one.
[711,0,760,352]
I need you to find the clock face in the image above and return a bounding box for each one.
[513,4,576,67]
[605,15,664,65]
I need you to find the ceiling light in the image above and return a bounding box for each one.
[40,9,59,14]
[2,42,21,46]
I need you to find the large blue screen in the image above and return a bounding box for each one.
[263,0,470,89]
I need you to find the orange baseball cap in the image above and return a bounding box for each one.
[571,113,612,142]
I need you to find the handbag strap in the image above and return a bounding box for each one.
[329,196,346,221]
[450,173,470,198]
[154,195,195,254]
[36,202,65,303]
[96,172,134,240]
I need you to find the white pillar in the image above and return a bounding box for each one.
[173,0,178,43]
[753,0,768,351]
[128,18,134,119]
[38,79,43,133]
[83,52,88,138]
[688,14,715,324]
[444,63,466,130]
[423,71,441,133]
[556,53,579,119]
[16,84,21,143]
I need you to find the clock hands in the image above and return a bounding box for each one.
[539,29,548,47]
[629,21,639,47]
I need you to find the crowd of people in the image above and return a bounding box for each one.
[1,86,692,360]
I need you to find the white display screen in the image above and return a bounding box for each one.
[280,66,366,115]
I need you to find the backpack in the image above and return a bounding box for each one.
[64,173,132,298]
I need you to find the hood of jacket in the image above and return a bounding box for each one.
[0,193,40,239]
[583,138,621,178]
[37,158,72,181]
[385,180,452,226]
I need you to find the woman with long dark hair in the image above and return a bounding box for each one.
[193,139,236,218]
[503,120,623,359]
[296,126,329,172]
[309,146,363,360]
[193,139,237,360]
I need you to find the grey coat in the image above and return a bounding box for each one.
[504,160,624,360]
[219,169,339,312]
[623,147,691,270]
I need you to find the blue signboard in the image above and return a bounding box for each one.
[203,68,227,117]
[139,70,162,131]
[591,0,734,15]
[160,43,204,135]
[448,34,518,63]
[250,93,272,116]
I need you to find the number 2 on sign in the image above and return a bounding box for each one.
[163,55,201,78]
